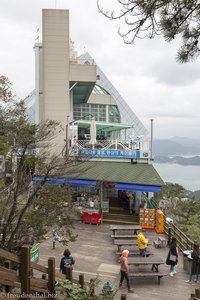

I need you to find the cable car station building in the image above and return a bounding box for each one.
[26,9,164,222]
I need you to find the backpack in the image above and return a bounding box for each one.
[64,257,72,267]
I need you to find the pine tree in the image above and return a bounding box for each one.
[98,0,200,62]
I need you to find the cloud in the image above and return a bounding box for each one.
[0,0,200,139]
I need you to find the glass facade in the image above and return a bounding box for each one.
[77,53,148,138]
[108,105,120,123]
[73,103,120,123]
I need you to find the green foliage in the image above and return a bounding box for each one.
[158,182,200,242]
[172,199,200,243]
[98,0,200,62]
[0,75,86,251]
[159,182,185,199]
[56,277,115,300]
[0,134,9,155]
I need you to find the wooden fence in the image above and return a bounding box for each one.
[0,246,127,300]
[164,220,195,252]
[152,197,195,252]
[0,245,56,299]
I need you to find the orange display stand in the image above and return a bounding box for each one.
[155,209,164,233]
[139,208,155,229]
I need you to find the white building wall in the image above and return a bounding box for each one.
[42,9,70,155]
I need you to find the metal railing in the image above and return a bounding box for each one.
[164,220,194,252]
[74,139,142,151]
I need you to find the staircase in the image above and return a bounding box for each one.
[102,199,139,225]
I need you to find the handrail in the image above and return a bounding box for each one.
[150,197,195,252]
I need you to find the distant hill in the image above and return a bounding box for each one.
[153,137,200,165]
[189,190,200,200]
[154,155,200,165]
[154,138,200,156]
[171,136,200,148]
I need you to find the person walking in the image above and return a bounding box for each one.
[60,249,75,274]
[137,229,148,257]
[166,237,178,277]
[52,229,61,249]
[186,243,200,283]
[119,249,134,293]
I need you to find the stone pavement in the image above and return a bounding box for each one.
[39,222,198,300]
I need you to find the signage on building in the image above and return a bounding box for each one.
[78,149,149,159]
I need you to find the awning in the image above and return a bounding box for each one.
[115,183,161,193]
[74,120,132,132]
[32,176,96,186]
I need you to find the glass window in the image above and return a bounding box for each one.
[73,103,107,122]
[108,105,120,123]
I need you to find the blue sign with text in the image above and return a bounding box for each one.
[79,149,142,158]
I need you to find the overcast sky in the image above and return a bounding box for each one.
[1,0,200,140]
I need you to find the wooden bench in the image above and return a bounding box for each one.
[110,225,141,236]
[116,251,152,257]
[114,239,152,252]
[111,234,138,239]
[128,272,168,284]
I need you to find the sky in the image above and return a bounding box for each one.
[1,0,200,140]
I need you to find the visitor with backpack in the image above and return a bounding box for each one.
[60,249,75,274]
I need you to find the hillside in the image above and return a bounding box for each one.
[154,138,200,156]
[153,137,200,165]
[189,190,200,200]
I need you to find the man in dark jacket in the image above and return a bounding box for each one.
[60,249,75,274]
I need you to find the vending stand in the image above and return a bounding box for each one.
[139,208,155,229]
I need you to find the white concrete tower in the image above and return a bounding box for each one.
[41,9,70,155]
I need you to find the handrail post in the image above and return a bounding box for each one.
[4,261,12,293]
[48,257,55,299]
[168,227,171,246]
[21,245,31,299]
[79,273,84,288]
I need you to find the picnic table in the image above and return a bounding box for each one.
[114,239,138,251]
[128,256,164,272]
[110,224,141,236]
[114,238,151,252]
[116,248,153,258]
[127,256,167,284]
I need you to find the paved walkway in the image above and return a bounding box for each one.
[39,222,197,300]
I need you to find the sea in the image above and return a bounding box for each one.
[153,162,200,192]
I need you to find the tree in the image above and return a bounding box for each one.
[0,75,87,251]
[173,198,200,243]
[159,182,185,199]
[158,182,200,242]
[97,0,200,63]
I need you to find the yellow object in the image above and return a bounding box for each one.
[155,209,164,233]
[137,232,148,250]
